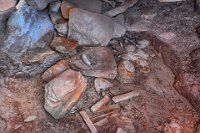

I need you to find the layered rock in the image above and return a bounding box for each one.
[44,69,87,119]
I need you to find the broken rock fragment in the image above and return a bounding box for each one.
[22,46,59,64]
[4,0,54,61]
[112,91,139,103]
[94,78,113,93]
[44,69,87,119]
[50,37,77,54]
[91,95,110,112]
[49,1,61,13]
[41,59,69,82]
[68,8,125,46]
[61,0,74,19]
[55,21,68,36]
[70,47,117,79]
[117,60,135,83]
[0,0,17,20]
[80,110,98,133]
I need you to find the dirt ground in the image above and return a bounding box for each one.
[0,0,200,133]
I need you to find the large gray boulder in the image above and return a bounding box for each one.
[68,8,126,46]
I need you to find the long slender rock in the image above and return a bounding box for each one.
[112,91,139,103]
[91,95,110,112]
[80,110,97,133]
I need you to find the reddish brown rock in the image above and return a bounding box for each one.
[0,0,16,12]
[61,0,74,19]
[70,47,117,79]
[50,37,77,54]
[44,69,87,119]
[117,60,135,83]
[41,59,69,82]
[0,0,17,21]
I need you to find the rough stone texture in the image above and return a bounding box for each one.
[70,47,117,79]
[61,0,74,19]
[41,59,70,82]
[44,69,87,119]
[3,0,54,61]
[68,8,125,46]
[21,46,59,64]
[67,0,102,13]
[50,37,77,54]
[0,0,17,12]
[25,0,58,10]
[123,48,150,73]
[117,60,135,83]
[124,0,200,112]
[50,12,63,24]
[49,0,61,13]
[0,0,17,21]
[0,0,17,40]
[94,78,113,93]
[55,21,68,36]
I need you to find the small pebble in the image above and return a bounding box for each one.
[123,60,135,73]
[24,115,37,122]
[82,54,91,66]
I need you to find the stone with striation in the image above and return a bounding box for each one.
[44,69,87,119]
[70,47,117,79]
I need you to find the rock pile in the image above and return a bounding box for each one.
[1,0,155,132]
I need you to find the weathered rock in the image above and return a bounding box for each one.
[0,0,17,38]
[22,45,59,64]
[123,49,150,73]
[61,0,74,19]
[123,60,135,73]
[70,47,117,79]
[136,40,150,49]
[4,0,54,61]
[55,21,68,36]
[42,59,69,82]
[68,8,125,46]
[35,30,55,48]
[50,12,63,24]
[44,69,87,119]
[50,37,77,54]
[25,0,58,10]
[114,14,125,25]
[113,22,126,38]
[0,0,17,20]
[67,0,102,13]
[24,115,37,122]
[49,1,61,13]
[94,78,113,93]
[117,60,135,83]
